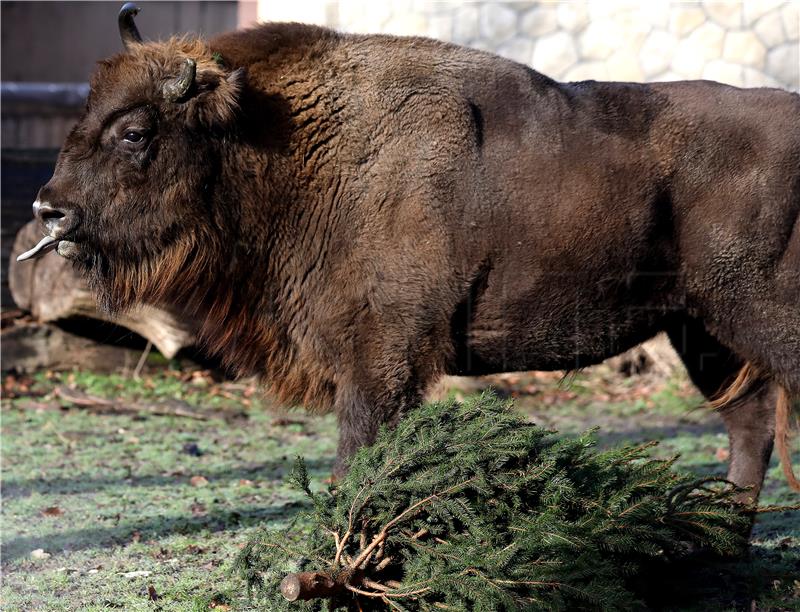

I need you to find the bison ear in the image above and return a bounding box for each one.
[187,67,245,128]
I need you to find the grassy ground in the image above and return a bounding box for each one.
[1,363,798,611]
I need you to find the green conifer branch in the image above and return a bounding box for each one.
[234,393,752,610]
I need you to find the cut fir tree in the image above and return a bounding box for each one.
[234,393,750,611]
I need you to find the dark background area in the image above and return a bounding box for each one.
[1,1,237,82]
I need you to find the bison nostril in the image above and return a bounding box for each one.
[40,208,66,222]
[34,202,78,238]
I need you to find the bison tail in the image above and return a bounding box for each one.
[710,363,800,492]
[708,362,761,410]
[775,386,800,492]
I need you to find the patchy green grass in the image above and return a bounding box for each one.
[2,365,798,611]
[2,368,337,611]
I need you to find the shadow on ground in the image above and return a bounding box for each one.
[2,457,333,499]
[2,500,307,564]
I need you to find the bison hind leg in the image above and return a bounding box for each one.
[667,317,778,506]
[709,362,800,493]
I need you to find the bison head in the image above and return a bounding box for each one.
[20,3,245,314]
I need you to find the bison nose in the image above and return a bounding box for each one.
[33,200,79,239]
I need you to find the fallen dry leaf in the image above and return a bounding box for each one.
[147,585,159,601]
[30,549,51,560]
[189,475,209,487]
[122,570,151,578]
[238,479,254,487]
[41,506,64,517]
[715,447,730,461]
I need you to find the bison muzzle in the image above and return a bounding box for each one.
[19,4,800,504]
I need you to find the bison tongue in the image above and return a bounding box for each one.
[16,235,59,262]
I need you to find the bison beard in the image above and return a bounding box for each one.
[21,6,800,502]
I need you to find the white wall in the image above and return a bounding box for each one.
[254,1,799,91]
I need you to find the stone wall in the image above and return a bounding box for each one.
[258,1,799,91]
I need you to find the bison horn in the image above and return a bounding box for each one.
[118,3,143,51]
[163,58,197,102]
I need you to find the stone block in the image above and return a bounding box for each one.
[557,1,589,32]
[383,13,427,36]
[640,30,678,77]
[533,31,579,78]
[607,49,645,81]
[743,0,785,26]
[453,5,479,43]
[741,66,783,88]
[588,1,618,20]
[468,40,493,53]
[669,7,706,36]
[782,2,799,40]
[702,59,744,85]
[723,31,767,68]
[497,37,535,65]
[427,14,453,41]
[479,3,519,44]
[650,70,685,82]
[520,6,559,37]
[580,19,622,60]
[766,42,800,88]
[638,0,671,28]
[671,22,725,77]
[704,1,743,29]
[563,61,609,82]
[754,10,787,47]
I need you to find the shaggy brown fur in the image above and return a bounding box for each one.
[28,20,799,499]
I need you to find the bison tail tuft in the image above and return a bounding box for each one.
[708,362,761,410]
[775,386,800,492]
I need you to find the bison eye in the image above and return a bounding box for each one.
[123,130,145,143]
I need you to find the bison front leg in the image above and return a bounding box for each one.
[332,382,419,479]
[717,386,776,505]
[667,317,774,507]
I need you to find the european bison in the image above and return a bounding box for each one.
[19,4,799,502]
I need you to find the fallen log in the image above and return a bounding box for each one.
[1,320,144,373]
[8,220,195,359]
[280,570,359,602]
[606,333,680,378]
